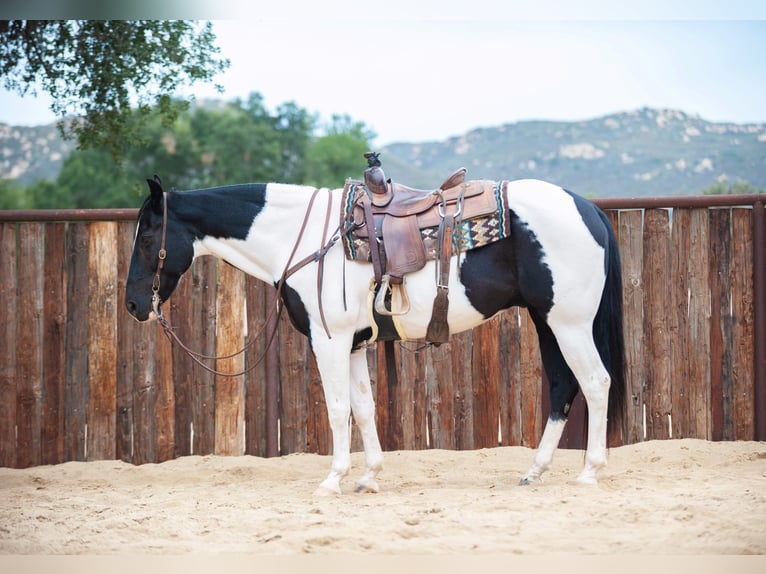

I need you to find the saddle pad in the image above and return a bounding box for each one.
[341,179,511,264]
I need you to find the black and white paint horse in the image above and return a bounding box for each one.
[125,175,625,494]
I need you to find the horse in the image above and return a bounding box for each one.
[125,173,625,495]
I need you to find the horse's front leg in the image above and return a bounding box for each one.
[349,348,383,493]
[312,334,353,496]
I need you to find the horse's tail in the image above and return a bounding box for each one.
[593,209,626,443]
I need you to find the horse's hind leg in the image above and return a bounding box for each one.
[546,320,612,485]
[520,312,580,485]
[349,348,384,493]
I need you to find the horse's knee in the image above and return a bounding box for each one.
[326,401,351,430]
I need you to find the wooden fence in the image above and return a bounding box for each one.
[0,195,764,469]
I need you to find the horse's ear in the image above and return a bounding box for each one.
[146,175,164,213]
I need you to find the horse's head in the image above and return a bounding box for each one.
[125,176,194,322]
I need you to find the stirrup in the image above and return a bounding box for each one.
[374,275,411,316]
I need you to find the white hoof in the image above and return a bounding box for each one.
[576,472,599,485]
[313,485,341,497]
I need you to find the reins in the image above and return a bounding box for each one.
[151,188,342,378]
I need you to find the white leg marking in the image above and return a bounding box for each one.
[547,323,611,485]
[349,349,384,493]
[312,336,353,495]
[520,417,566,485]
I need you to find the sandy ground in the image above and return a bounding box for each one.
[1,438,765,555]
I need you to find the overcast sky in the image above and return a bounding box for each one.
[1,3,765,146]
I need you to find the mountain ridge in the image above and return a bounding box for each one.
[2,107,764,197]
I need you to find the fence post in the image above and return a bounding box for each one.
[754,199,766,441]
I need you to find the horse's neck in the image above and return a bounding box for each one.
[187,183,329,284]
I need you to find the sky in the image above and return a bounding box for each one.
[1,2,765,146]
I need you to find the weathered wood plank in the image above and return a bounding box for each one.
[731,208,755,439]
[65,223,89,461]
[116,222,137,462]
[499,308,522,447]
[519,309,542,448]
[245,275,268,456]
[709,208,733,441]
[42,223,67,465]
[670,208,692,438]
[214,262,246,455]
[451,330,474,450]
[277,305,307,455]
[619,209,645,444]
[16,223,45,468]
[0,223,17,467]
[425,338,455,449]
[154,303,175,462]
[399,341,426,450]
[472,318,501,448]
[688,208,711,439]
[132,319,156,465]
[190,257,218,456]
[643,209,672,440]
[170,268,194,458]
[87,221,118,461]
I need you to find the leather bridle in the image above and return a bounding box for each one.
[150,191,169,318]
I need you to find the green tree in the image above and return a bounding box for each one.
[304,114,375,187]
[701,181,762,195]
[0,20,229,160]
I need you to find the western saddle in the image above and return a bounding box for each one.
[342,152,508,344]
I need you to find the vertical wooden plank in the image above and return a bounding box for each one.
[116,221,137,462]
[245,275,268,456]
[499,308,522,446]
[472,318,501,448]
[670,208,692,438]
[375,342,393,450]
[619,210,645,444]
[398,342,426,450]
[170,269,194,458]
[519,309,542,448]
[425,339,455,449]
[191,257,218,456]
[731,208,755,440]
[154,304,175,462]
[87,221,118,460]
[381,341,404,450]
[276,307,308,455]
[452,330,474,450]
[643,209,672,440]
[42,223,67,465]
[214,262,246,455]
[709,209,733,441]
[65,223,89,461]
[0,223,17,467]
[16,223,45,468]
[688,208,711,439]
[132,320,156,465]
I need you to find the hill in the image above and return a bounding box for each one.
[379,108,766,197]
[2,107,764,197]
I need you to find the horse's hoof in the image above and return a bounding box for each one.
[354,480,380,494]
[518,475,541,486]
[313,485,341,497]
[576,473,598,485]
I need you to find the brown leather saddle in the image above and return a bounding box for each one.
[342,152,510,344]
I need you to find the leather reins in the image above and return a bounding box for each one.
[151,188,341,377]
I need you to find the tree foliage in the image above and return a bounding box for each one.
[3,93,375,209]
[700,181,762,195]
[0,20,229,159]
